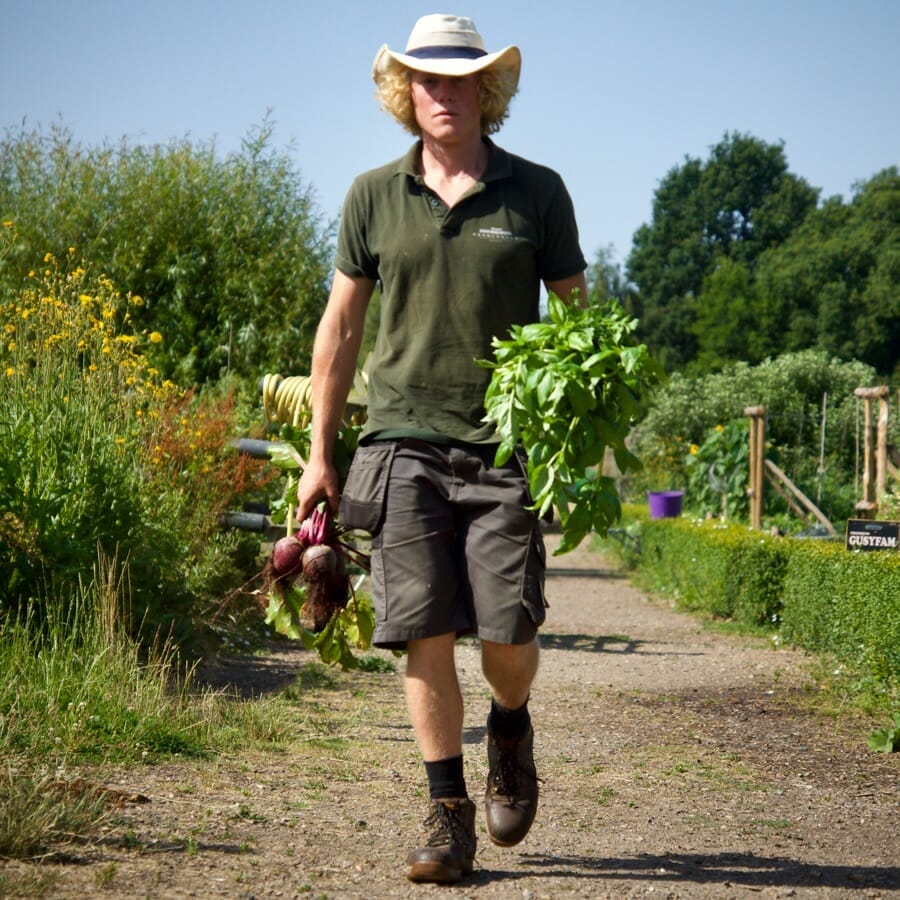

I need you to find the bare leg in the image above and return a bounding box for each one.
[480,637,539,709]
[405,633,463,761]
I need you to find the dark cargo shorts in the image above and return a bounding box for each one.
[338,438,547,650]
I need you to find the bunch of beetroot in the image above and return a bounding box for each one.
[264,506,368,633]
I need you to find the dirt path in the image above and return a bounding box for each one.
[5,534,899,898]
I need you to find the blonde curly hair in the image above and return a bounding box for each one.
[375,65,518,136]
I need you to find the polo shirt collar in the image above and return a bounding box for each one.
[395,138,512,184]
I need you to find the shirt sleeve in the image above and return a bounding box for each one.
[537,173,587,283]
[334,176,380,280]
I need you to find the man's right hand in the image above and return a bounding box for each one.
[295,458,340,523]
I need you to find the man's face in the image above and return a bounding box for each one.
[409,71,481,144]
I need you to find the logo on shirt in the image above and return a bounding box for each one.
[473,226,515,241]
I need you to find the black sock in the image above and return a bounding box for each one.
[424,755,467,800]
[488,697,531,739]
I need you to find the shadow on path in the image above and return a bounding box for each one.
[546,566,627,579]
[475,851,900,891]
[539,632,645,654]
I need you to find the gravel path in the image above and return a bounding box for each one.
[4,532,898,898]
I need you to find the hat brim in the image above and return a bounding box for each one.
[373,44,521,85]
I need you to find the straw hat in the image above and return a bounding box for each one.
[372,14,521,86]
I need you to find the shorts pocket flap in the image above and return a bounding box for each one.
[338,441,397,534]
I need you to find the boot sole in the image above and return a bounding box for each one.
[406,860,468,883]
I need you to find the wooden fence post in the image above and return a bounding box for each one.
[744,406,766,528]
[853,386,890,517]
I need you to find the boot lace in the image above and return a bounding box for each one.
[423,802,468,848]
[491,749,521,799]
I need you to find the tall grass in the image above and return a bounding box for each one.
[0,550,300,857]
[0,552,208,764]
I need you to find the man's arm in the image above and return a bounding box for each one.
[296,269,376,520]
[544,272,588,307]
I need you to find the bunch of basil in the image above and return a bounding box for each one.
[479,295,660,554]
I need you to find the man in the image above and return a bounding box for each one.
[295,13,587,884]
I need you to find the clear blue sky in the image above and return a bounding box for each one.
[2,0,898,266]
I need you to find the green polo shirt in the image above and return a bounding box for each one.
[335,139,586,445]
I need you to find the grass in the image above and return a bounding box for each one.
[0,769,110,858]
[0,551,403,864]
[0,552,308,860]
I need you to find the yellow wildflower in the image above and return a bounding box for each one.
[689,444,700,455]
[149,331,163,344]
[5,367,16,377]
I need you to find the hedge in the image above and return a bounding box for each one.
[781,543,900,685]
[636,516,790,627]
[621,511,899,692]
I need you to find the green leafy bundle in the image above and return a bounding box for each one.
[264,585,375,671]
[480,295,660,554]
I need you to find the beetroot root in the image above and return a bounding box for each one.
[271,535,305,578]
[299,544,350,632]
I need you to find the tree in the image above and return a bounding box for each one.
[755,167,900,376]
[690,257,764,370]
[586,243,631,304]
[0,119,334,385]
[626,132,819,371]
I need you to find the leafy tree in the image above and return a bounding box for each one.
[690,257,764,369]
[626,132,819,370]
[586,243,632,305]
[0,119,333,385]
[755,167,900,376]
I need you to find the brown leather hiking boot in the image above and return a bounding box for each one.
[406,797,477,883]
[484,725,539,846]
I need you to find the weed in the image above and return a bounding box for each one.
[0,769,110,858]
[94,861,118,887]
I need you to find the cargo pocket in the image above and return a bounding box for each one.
[521,527,548,626]
[338,441,398,535]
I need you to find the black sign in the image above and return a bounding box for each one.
[846,519,899,552]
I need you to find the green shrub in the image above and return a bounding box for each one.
[684,419,750,520]
[624,506,898,699]
[639,515,790,626]
[630,350,889,524]
[0,239,267,645]
[781,543,900,686]
[0,120,332,385]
